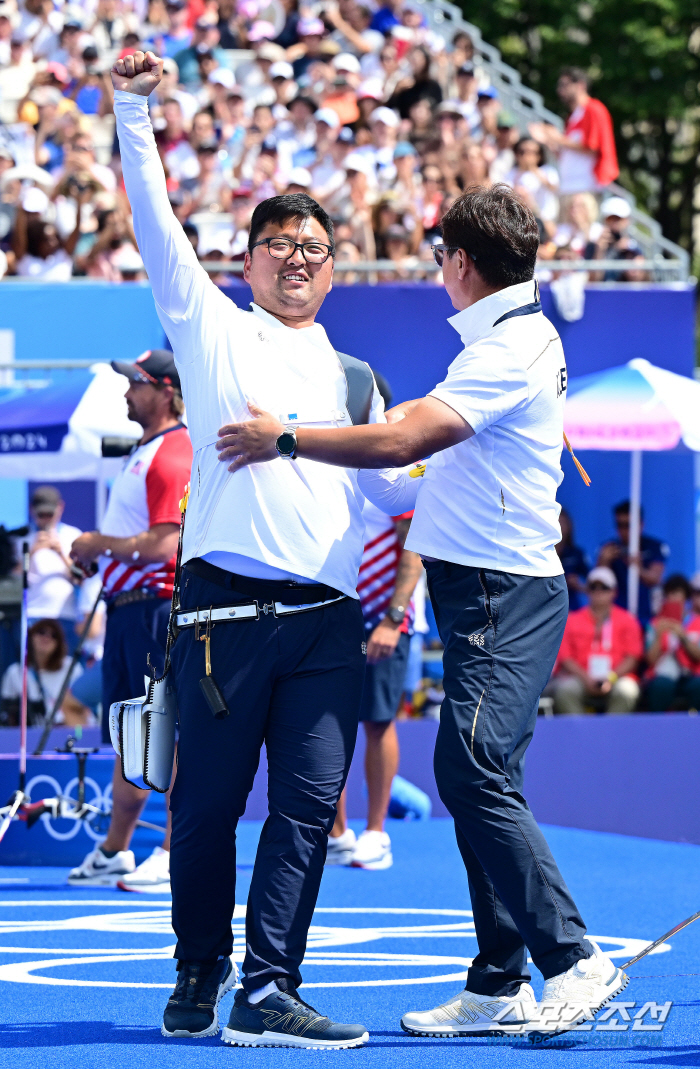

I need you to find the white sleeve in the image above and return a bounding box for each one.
[114,91,225,357]
[356,464,424,514]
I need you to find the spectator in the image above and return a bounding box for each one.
[598,501,668,626]
[11,189,86,279]
[291,17,327,81]
[390,46,442,119]
[553,191,602,255]
[552,566,643,714]
[359,106,399,189]
[370,0,402,35]
[457,142,491,191]
[590,196,642,280]
[645,574,700,711]
[80,204,139,280]
[556,507,590,612]
[488,110,517,183]
[443,62,480,134]
[160,0,193,59]
[505,137,559,236]
[0,37,37,123]
[0,618,85,727]
[326,2,384,58]
[529,66,618,195]
[173,21,226,89]
[22,486,83,638]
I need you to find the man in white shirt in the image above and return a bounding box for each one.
[24,486,82,642]
[217,183,629,1038]
[108,50,377,1049]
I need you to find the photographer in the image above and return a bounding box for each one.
[11,186,86,278]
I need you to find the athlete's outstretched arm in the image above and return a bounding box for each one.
[111,51,210,322]
[215,397,473,470]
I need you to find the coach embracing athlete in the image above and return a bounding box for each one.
[110,50,385,1049]
[216,184,629,1037]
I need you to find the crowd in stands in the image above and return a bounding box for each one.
[0,0,649,285]
[549,504,700,715]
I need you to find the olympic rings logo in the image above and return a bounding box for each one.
[24,775,112,843]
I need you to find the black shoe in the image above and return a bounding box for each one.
[162,956,237,1038]
[222,978,369,1049]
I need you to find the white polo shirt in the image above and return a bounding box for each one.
[405,280,566,577]
[114,92,384,600]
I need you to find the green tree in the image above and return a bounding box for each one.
[463,0,700,252]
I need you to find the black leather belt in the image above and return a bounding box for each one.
[183,557,343,606]
[109,589,160,610]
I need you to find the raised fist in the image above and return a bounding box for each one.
[111,50,163,97]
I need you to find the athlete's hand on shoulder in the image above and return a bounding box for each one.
[216,403,285,472]
[111,50,163,96]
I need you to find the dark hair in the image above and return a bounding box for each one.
[663,573,690,599]
[559,66,589,88]
[288,95,317,113]
[26,219,53,258]
[614,500,644,521]
[439,183,538,288]
[248,194,335,254]
[29,618,66,673]
[514,136,545,167]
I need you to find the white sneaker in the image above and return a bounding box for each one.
[401,983,537,1037]
[325,829,356,866]
[531,939,629,1035]
[351,830,392,871]
[117,846,170,892]
[67,846,136,886]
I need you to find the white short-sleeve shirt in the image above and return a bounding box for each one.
[406,280,566,577]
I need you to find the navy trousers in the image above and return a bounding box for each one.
[425,561,589,996]
[168,569,365,991]
[101,596,170,745]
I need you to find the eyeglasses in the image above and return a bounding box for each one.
[251,237,334,264]
[431,244,476,267]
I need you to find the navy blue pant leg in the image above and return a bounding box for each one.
[168,571,365,989]
[426,561,589,996]
[101,597,170,744]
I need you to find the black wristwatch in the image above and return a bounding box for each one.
[385,605,406,625]
[276,428,298,460]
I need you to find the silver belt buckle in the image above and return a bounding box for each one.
[258,602,275,616]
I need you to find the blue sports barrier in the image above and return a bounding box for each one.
[2,713,700,865]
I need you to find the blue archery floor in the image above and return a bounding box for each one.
[0,820,699,1069]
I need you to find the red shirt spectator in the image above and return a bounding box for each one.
[530,66,618,194]
[559,602,643,678]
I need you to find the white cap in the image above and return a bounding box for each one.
[209,67,235,88]
[370,106,399,128]
[600,196,631,220]
[333,52,361,74]
[357,78,383,100]
[113,244,145,272]
[21,186,49,214]
[288,166,312,188]
[314,107,341,129]
[343,151,374,175]
[587,566,618,590]
[269,60,293,80]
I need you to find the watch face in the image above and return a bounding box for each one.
[277,431,296,455]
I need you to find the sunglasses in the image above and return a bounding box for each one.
[588,583,611,592]
[33,627,57,638]
[431,244,477,267]
[34,510,56,519]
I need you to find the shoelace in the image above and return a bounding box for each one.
[172,960,221,1005]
